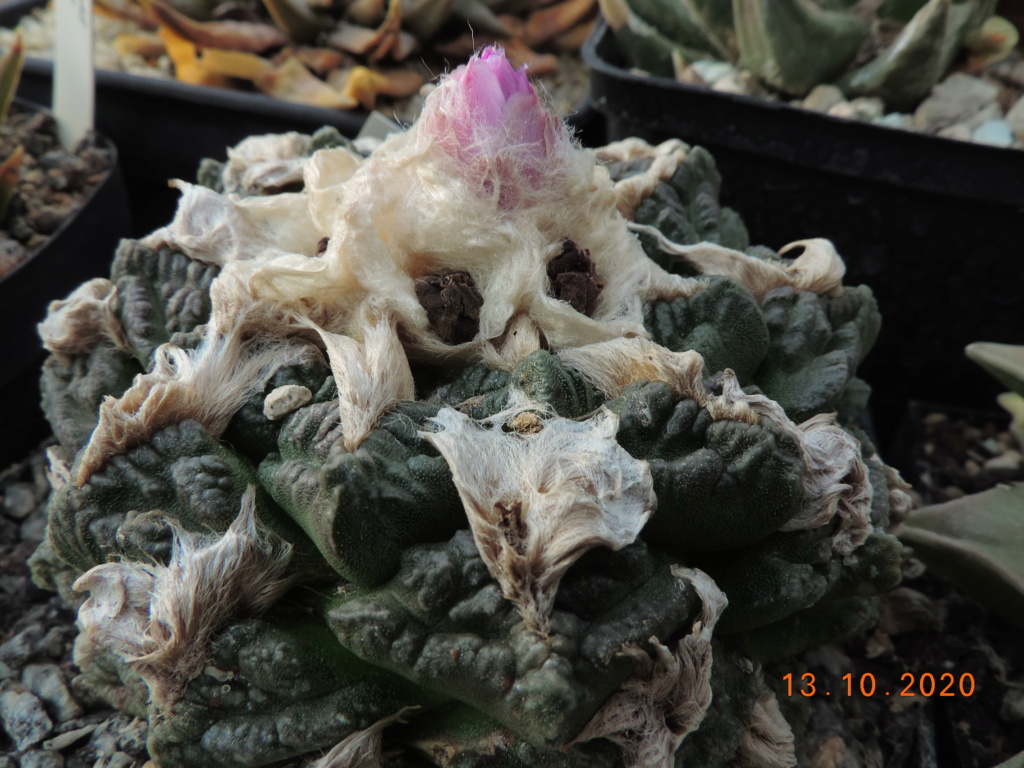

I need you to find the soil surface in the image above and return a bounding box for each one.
[0,106,112,281]
[908,407,1024,505]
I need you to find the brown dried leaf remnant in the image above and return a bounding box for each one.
[415,269,484,345]
[547,239,603,317]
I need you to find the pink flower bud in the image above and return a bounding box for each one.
[418,46,568,208]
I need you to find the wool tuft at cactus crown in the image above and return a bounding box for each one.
[32,46,911,768]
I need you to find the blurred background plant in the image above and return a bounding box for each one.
[599,0,1024,146]
[0,0,596,117]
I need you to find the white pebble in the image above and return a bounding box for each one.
[263,385,313,421]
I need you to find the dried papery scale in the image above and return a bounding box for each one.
[34,47,909,768]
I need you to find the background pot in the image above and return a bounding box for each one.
[583,19,1024,455]
[0,118,129,467]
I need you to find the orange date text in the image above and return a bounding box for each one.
[782,672,976,698]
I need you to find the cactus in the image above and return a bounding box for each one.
[34,47,910,768]
[601,0,1016,109]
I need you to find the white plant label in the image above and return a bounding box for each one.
[53,0,95,149]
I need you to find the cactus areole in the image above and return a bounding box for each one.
[34,47,910,768]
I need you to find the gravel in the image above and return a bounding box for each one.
[0,442,150,768]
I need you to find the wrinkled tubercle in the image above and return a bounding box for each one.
[72,486,295,709]
[717,376,873,554]
[569,567,727,768]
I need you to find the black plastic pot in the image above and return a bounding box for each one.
[583,20,1024,454]
[3,0,602,234]
[0,120,130,467]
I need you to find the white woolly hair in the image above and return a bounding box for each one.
[717,377,873,555]
[421,392,655,635]
[732,674,797,768]
[297,303,415,452]
[75,322,311,485]
[37,278,130,364]
[72,486,295,708]
[628,225,848,300]
[593,138,691,219]
[142,90,707,378]
[220,131,312,195]
[305,707,419,768]
[142,181,321,266]
[570,567,728,768]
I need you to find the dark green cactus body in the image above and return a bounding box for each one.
[111,241,219,368]
[41,344,143,454]
[645,276,770,382]
[456,350,602,419]
[259,399,465,585]
[608,381,805,551]
[753,285,881,422]
[48,420,307,572]
[148,619,432,768]
[326,532,700,748]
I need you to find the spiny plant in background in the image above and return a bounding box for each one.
[32,45,911,768]
[600,0,1018,110]
[71,0,598,110]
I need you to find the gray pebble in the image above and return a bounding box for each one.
[984,450,1023,473]
[973,119,1015,147]
[802,84,846,113]
[0,689,53,750]
[43,723,98,751]
[23,664,83,723]
[0,756,14,768]
[19,750,65,768]
[92,753,135,768]
[690,59,736,86]
[1005,95,1024,141]
[2,482,39,519]
[938,123,972,141]
[0,661,11,681]
[20,512,49,544]
[913,73,1000,133]
[873,112,912,129]
[0,626,44,668]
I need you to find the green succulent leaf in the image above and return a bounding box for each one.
[148,618,429,768]
[753,285,880,422]
[645,276,770,382]
[897,482,1024,628]
[599,0,714,76]
[622,0,722,58]
[837,0,957,111]
[609,381,805,552]
[326,531,701,748]
[733,0,870,96]
[966,341,1024,398]
[259,399,465,585]
[111,240,220,367]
